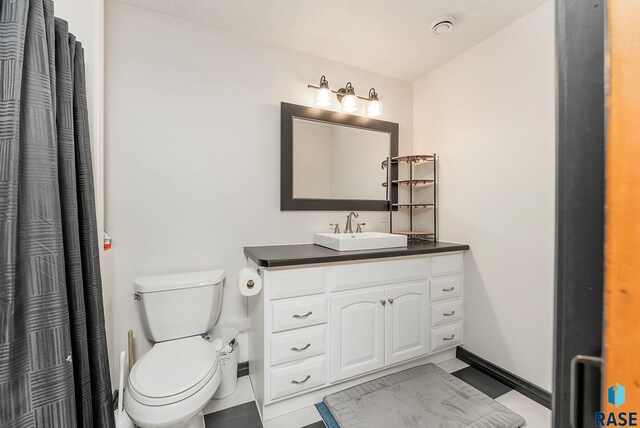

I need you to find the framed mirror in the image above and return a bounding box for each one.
[281,102,398,211]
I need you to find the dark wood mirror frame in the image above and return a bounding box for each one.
[281,102,399,211]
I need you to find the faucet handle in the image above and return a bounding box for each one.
[356,223,367,233]
[330,223,340,234]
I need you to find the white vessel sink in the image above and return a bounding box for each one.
[313,232,408,252]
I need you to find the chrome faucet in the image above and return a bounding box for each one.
[344,211,359,234]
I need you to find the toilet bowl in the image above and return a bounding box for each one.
[124,336,222,428]
[124,270,225,428]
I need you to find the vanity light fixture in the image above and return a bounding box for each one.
[307,76,384,116]
[338,82,358,113]
[313,75,333,107]
[366,88,383,117]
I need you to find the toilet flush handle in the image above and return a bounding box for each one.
[133,293,142,301]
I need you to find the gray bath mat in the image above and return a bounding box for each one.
[323,364,525,428]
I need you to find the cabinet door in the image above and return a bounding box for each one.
[385,282,429,365]
[330,288,385,382]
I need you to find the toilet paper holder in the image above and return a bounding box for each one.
[247,269,260,289]
[238,268,262,297]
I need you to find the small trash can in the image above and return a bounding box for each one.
[212,327,239,399]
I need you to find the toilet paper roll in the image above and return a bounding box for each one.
[238,268,262,297]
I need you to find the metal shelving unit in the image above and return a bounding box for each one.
[383,154,437,241]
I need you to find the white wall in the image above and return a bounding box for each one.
[413,2,555,390]
[105,2,412,370]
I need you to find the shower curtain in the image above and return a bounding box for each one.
[0,0,114,426]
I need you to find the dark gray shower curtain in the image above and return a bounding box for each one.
[0,1,114,427]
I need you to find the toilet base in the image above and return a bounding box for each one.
[177,411,204,428]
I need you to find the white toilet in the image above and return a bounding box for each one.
[124,270,225,428]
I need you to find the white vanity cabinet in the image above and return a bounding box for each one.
[247,250,465,421]
[384,282,430,365]
[330,287,386,381]
[329,281,429,382]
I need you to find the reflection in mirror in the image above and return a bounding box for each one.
[281,102,398,211]
[292,118,390,200]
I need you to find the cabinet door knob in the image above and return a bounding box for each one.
[291,375,311,384]
[388,298,394,304]
[443,334,456,341]
[443,310,456,316]
[291,343,311,352]
[442,287,455,292]
[293,311,313,319]
[380,299,386,306]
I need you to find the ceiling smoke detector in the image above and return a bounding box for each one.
[431,16,456,35]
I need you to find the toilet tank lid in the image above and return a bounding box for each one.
[134,270,225,293]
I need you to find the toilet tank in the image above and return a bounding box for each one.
[134,270,225,342]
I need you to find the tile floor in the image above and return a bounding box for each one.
[203,358,552,427]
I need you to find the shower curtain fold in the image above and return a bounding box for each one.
[0,1,113,426]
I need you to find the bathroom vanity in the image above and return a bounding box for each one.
[244,241,469,420]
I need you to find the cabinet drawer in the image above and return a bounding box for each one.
[270,325,326,366]
[270,356,326,400]
[431,253,463,278]
[430,323,463,352]
[431,299,463,327]
[269,267,326,300]
[328,258,428,292]
[271,296,328,333]
[430,275,462,302]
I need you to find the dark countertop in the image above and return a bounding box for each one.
[244,240,470,268]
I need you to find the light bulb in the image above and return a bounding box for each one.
[315,87,333,107]
[341,94,358,113]
[366,88,382,117]
[366,99,382,117]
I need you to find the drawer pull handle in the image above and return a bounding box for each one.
[291,343,311,352]
[380,300,386,306]
[291,375,311,384]
[293,311,313,319]
[442,287,455,292]
[443,334,456,341]
[388,298,394,304]
[443,311,456,316]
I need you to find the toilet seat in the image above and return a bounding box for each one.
[124,361,221,428]
[128,336,219,406]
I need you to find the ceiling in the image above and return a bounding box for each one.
[114,0,549,82]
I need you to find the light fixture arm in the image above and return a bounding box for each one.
[344,82,355,94]
[319,75,329,89]
[307,82,378,101]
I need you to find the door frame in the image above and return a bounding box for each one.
[553,0,606,426]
